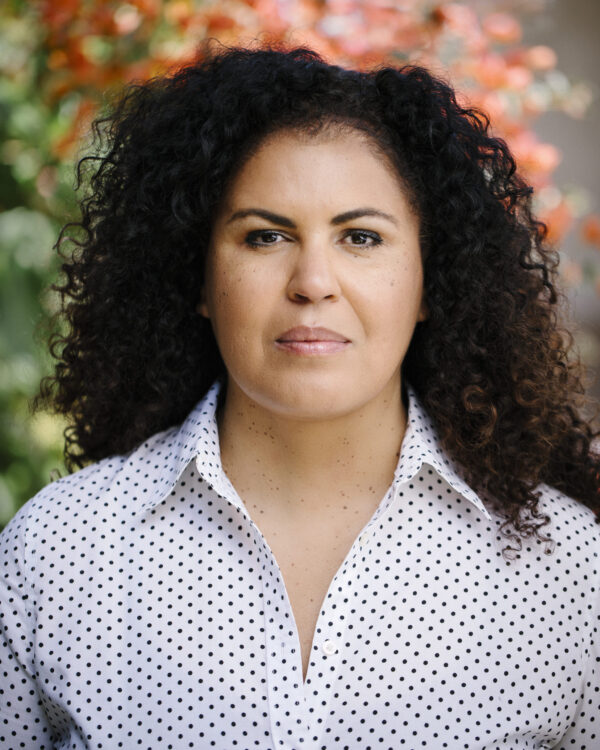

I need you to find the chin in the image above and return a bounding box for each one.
[257,383,375,422]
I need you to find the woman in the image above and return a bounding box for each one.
[1,43,598,749]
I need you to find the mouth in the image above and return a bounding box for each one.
[275,326,350,355]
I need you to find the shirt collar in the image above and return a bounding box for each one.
[397,384,491,520]
[128,379,490,520]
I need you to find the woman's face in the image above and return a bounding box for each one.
[200,128,427,421]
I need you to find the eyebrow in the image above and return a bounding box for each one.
[226,207,399,228]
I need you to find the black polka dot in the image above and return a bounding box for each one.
[0,381,598,748]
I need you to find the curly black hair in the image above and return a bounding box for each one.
[34,41,600,550]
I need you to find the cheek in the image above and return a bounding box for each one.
[393,256,424,307]
[360,261,423,325]
[206,257,242,314]
[208,267,269,347]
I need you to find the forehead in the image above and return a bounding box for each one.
[220,127,410,212]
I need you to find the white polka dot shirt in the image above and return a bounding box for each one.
[1,380,599,749]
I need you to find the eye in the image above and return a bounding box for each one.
[341,229,383,247]
[244,230,287,248]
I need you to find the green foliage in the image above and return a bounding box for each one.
[0,6,73,525]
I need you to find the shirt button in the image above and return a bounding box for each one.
[359,532,369,546]
[322,639,338,656]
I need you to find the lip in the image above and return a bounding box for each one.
[276,326,349,343]
[275,326,350,355]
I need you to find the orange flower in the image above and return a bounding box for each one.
[475,91,506,121]
[473,53,507,89]
[509,132,561,184]
[290,0,324,26]
[130,0,160,19]
[482,12,522,45]
[40,0,80,32]
[530,143,562,175]
[504,64,533,91]
[47,49,69,71]
[525,45,557,71]
[89,5,120,36]
[581,215,600,249]
[205,13,237,31]
[541,200,573,245]
[164,1,194,28]
[432,3,479,35]
[248,0,287,33]
[53,98,97,157]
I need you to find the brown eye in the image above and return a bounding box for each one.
[342,230,382,247]
[244,230,286,248]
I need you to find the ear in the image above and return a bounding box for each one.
[196,286,210,319]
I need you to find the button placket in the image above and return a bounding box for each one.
[302,588,348,744]
[255,526,310,748]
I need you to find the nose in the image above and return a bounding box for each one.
[286,242,341,304]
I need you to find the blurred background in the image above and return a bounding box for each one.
[1,0,599,526]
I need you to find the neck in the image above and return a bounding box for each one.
[217,378,407,520]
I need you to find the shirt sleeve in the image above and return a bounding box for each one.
[555,568,600,749]
[0,504,54,750]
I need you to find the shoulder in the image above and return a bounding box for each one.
[514,484,600,602]
[0,421,181,560]
[1,381,222,564]
[536,483,600,553]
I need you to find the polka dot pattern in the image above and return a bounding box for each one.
[1,380,598,749]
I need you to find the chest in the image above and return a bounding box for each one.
[31,476,588,750]
[254,510,372,681]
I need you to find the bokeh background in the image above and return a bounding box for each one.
[1,0,599,527]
